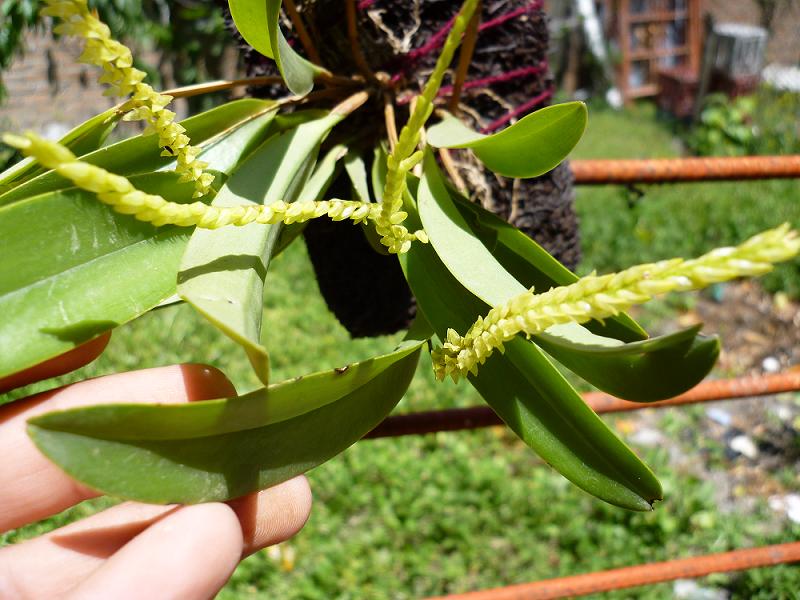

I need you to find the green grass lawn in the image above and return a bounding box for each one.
[3,102,799,598]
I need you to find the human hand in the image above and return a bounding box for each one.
[0,334,312,599]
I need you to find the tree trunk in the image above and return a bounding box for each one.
[223,0,580,336]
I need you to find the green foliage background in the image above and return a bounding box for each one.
[0,0,230,102]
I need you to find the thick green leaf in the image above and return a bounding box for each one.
[0,99,276,206]
[27,336,426,441]
[273,144,348,256]
[535,325,720,402]
[0,175,191,380]
[229,0,324,95]
[426,102,587,178]
[0,106,120,194]
[450,187,647,342]
[228,0,275,58]
[27,335,426,503]
[178,112,345,384]
[420,155,717,401]
[419,149,522,306]
[343,151,370,202]
[398,233,661,511]
[0,113,272,381]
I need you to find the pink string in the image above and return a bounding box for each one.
[436,63,547,97]
[478,0,543,32]
[359,1,552,134]
[405,14,458,63]
[391,0,546,79]
[482,87,553,133]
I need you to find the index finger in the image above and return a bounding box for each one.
[0,333,111,394]
[0,363,236,532]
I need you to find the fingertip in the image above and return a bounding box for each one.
[66,503,244,600]
[229,476,313,556]
[0,332,112,394]
[178,364,237,401]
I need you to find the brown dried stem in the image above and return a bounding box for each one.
[384,94,399,151]
[439,148,468,193]
[448,0,481,113]
[346,0,378,84]
[163,76,285,99]
[283,0,322,65]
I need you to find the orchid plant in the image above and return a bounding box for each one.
[1,0,797,511]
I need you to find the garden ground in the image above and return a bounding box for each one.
[2,102,799,599]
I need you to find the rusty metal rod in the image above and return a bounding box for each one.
[364,371,800,439]
[571,155,800,184]
[427,541,800,600]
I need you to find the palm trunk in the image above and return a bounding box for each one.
[223,0,580,337]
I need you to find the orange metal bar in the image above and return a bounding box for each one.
[584,370,800,413]
[571,155,800,184]
[427,541,800,600]
[365,371,800,438]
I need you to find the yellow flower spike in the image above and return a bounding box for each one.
[41,0,214,197]
[375,0,480,252]
[432,225,800,381]
[4,132,407,236]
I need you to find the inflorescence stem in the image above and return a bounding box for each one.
[432,226,800,381]
[377,0,480,253]
[41,0,214,198]
[4,132,379,229]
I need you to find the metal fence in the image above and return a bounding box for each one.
[365,157,800,598]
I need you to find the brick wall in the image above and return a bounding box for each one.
[704,0,798,64]
[0,31,117,136]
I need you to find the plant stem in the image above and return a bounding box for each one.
[378,0,480,251]
[448,0,481,113]
[346,0,378,84]
[283,0,323,65]
[384,93,399,151]
[164,76,285,98]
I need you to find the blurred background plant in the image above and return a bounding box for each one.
[0,0,232,107]
[688,88,800,157]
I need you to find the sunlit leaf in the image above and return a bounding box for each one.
[0,112,273,382]
[178,111,346,384]
[0,99,276,206]
[427,102,587,178]
[0,105,119,195]
[228,0,325,95]
[535,325,720,402]
[27,333,427,503]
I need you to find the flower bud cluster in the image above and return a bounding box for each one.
[432,225,800,381]
[378,0,478,253]
[4,132,386,230]
[41,0,214,198]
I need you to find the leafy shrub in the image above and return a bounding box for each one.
[688,88,800,157]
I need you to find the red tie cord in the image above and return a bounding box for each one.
[397,64,548,105]
[436,63,547,97]
[571,155,800,184]
[482,87,553,132]
[364,371,800,439]
[478,1,543,31]
[426,542,800,600]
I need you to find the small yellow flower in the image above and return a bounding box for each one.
[376,0,479,253]
[432,225,800,381]
[4,132,385,232]
[41,0,214,197]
